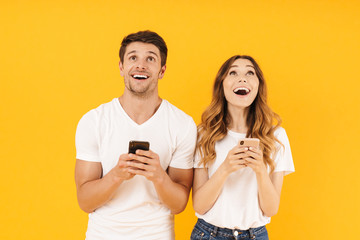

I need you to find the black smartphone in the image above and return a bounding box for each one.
[128,140,150,154]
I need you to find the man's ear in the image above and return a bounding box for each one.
[158,65,166,79]
[119,61,124,77]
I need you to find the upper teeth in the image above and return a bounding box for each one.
[133,74,148,79]
[234,87,250,93]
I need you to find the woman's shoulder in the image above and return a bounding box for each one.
[273,126,289,143]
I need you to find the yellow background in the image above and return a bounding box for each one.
[1,0,359,239]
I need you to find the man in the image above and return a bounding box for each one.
[75,30,197,239]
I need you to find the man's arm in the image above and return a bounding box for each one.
[154,167,193,214]
[75,154,135,213]
[127,150,193,214]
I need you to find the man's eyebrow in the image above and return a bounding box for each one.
[126,50,137,56]
[147,51,159,57]
[126,50,159,58]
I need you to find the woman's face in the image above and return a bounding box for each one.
[222,58,259,110]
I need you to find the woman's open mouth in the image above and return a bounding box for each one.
[233,87,250,96]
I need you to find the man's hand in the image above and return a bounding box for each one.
[107,154,136,182]
[126,150,167,184]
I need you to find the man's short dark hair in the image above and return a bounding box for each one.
[119,30,168,67]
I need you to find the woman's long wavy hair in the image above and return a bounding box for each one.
[197,55,282,172]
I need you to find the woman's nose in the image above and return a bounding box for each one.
[238,78,247,83]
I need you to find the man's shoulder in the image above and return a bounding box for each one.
[162,100,195,124]
[79,98,118,121]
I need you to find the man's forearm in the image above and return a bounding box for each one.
[153,174,191,214]
[77,173,124,213]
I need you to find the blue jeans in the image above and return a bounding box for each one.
[190,218,269,240]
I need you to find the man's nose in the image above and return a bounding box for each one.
[135,58,147,69]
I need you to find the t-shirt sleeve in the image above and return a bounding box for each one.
[75,110,101,162]
[169,118,197,169]
[273,128,295,175]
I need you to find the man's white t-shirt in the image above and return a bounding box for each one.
[75,98,197,240]
[194,127,295,230]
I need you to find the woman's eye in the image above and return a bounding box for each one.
[247,71,255,76]
[229,71,236,75]
[130,56,136,61]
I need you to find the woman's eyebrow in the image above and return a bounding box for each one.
[246,65,255,69]
[229,65,255,69]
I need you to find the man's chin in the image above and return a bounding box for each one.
[128,87,151,96]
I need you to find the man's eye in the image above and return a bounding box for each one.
[130,56,136,61]
[229,71,236,75]
[147,57,155,62]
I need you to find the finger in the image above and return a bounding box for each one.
[248,147,262,155]
[118,158,133,168]
[119,153,133,161]
[130,154,152,165]
[231,152,249,160]
[127,160,149,170]
[243,157,257,164]
[245,150,261,160]
[135,149,155,158]
[233,146,249,154]
[127,168,147,176]
[233,159,247,165]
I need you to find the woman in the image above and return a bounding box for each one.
[191,55,295,240]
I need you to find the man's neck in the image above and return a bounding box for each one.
[118,92,162,125]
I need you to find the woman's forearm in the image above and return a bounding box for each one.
[256,171,283,217]
[192,166,229,215]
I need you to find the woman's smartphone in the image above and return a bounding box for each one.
[238,138,260,148]
[128,140,150,154]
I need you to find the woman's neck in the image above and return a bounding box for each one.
[227,105,249,133]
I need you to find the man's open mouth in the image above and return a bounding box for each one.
[233,87,250,96]
[132,74,149,80]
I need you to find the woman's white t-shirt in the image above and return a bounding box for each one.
[194,127,295,230]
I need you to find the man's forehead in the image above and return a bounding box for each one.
[125,42,160,56]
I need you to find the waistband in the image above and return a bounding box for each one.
[196,218,266,238]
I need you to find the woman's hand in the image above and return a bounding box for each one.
[243,147,267,175]
[220,145,248,175]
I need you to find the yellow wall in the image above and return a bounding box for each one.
[1,0,359,239]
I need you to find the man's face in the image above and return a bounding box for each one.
[120,42,166,97]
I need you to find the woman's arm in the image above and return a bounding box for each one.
[245,147,284,217]
[192,145,248,215]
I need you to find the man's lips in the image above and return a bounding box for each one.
[131,74,149,80]
[233,87,250,96]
